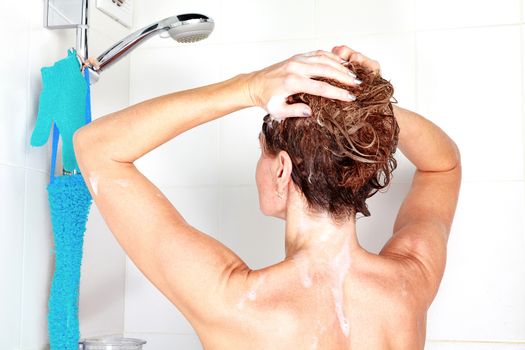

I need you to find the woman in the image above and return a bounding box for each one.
[74,45,461,349]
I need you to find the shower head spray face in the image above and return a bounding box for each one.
[167,14,214,43]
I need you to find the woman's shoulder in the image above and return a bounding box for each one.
[349,251,432,309]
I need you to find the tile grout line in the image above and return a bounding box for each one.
[521,24,525,182]
[0,162,49,174]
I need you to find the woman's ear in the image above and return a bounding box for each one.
[275,150,293,193]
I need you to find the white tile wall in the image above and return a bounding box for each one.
[356,181,412,254]
[79,205,127,336]
[129,45,223,104]
[427,181,525,340]
[317,0,415,37]
[222,0,316,43]
[219,186,285,270]
[125,261,195,334]
[130,46,222,188]
[416,25,524,182]
[19,170,53,349]
[219,107,264,186]
[0,165,25,349]
[0,2,30,168]
[416,0,521,30]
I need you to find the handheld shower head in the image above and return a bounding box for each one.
[88,13,214,82]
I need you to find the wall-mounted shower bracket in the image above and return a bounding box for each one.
[44,0,99,82]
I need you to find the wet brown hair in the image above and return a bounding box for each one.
[261,62,399,221]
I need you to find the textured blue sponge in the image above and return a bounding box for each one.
[47,173,92,349]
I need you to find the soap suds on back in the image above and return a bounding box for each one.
[329,237,352,337]
[310,335,319,349]
[237,274,266,310]
[114,178,130,188]
[292,254,313,288]
[89,174,99,196]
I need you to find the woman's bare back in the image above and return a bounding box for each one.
[195,251,428,350]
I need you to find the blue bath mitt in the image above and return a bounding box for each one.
[31,48,87,172]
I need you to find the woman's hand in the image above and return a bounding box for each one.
[246,50,362,121]
[331,45,382,76]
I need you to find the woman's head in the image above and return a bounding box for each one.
[255,62,399,222]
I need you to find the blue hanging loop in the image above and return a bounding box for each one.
[84,67,92,124]
[49,123,60,184]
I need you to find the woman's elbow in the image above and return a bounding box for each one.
[73,127,88,160]
[73,125,105,171]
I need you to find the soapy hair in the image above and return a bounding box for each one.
[261,62,399,221]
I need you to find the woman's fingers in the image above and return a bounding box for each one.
[295,61,361,88]
[279,102,312,120]
[348,52,381,75]
[296,54,356,77]
[331,45,357,61]
[331,45,381,75]
[295,76,356,102]
[298,49,346,65]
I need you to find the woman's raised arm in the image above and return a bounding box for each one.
[332,44,462,305]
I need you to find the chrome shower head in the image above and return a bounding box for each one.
[89,13,214,82]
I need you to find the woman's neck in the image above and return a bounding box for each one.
[283,189,363,263]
